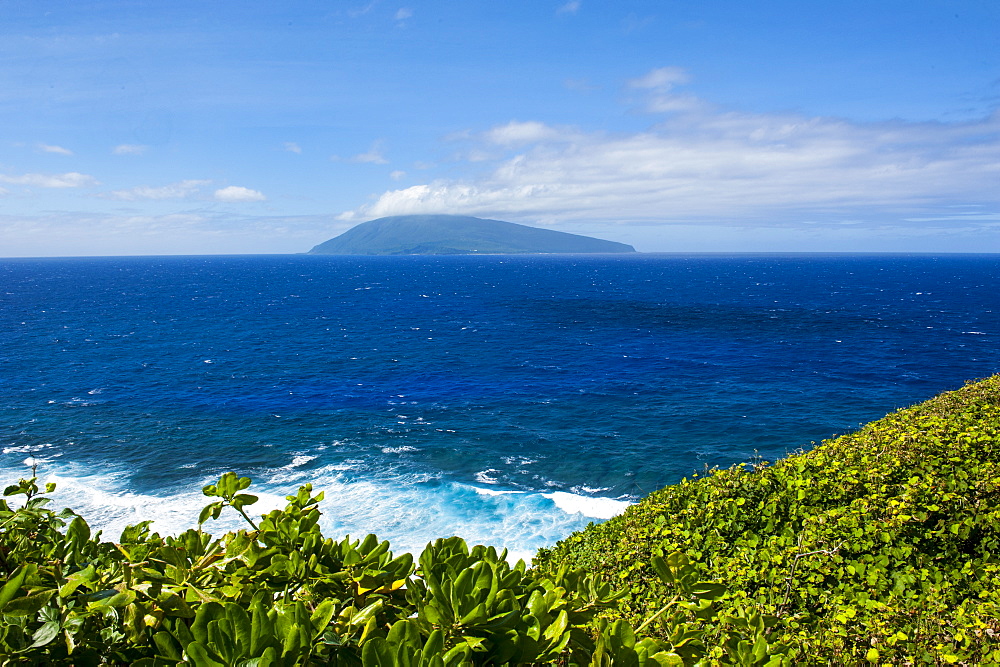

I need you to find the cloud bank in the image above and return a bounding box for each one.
[0,172,98,188]
[1,211,338,257]
[112,144,148,155]
[341,71,1000,227]
[38,143,73,156]
[102,181,266,203]
[105,180,210,201]
[214,185,266,202]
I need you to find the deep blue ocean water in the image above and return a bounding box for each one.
[1,253,998,559]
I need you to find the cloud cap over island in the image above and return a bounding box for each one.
[341,110,1000,226]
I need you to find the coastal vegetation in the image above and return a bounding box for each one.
[2,376,1000,664]
[537,375,1000,664]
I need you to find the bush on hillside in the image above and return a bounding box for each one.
[0,471,782,665]
[535,376,1000,664]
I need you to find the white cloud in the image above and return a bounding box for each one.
[394,7,412,21]
[390,170,406,180]
[621,13,654,33]
[628,67,688,91]
[103,179,210,201]
[0,212,340,256]
[284,142,302,154]
[485,121,569,147]
[348,0,379,17]
[645,93,705,114]
[214,185,266,202]
[38,143,73,156]
[0,172,98,188]
[348,140,389,164]
[112,144,148,155]
[341,99,1000,227]
[626,67,703,114]
[557,1,580,15]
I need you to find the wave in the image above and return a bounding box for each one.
[2,443,55,455]
[541,491,631,520]
[0,458,629,564]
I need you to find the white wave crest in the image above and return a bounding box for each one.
[381,445,418,454]
[3,443,54,455]
[541,491,632,520]
[0,459,629,562]
[474,469,501,484]
[286,455,317,468]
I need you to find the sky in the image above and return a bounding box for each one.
[1,0,999,256]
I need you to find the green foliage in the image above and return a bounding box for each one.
[0,471,754,665]
[535,376,1000,664]
[8,377,999,664]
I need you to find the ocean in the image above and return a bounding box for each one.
[1,253,998,561]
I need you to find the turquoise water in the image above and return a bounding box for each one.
[2,254,998,559]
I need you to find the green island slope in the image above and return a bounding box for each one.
[535,375,1000,664]
[308,215,636,255]
[1,377,999,665]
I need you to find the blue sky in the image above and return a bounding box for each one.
[1,0,999,256]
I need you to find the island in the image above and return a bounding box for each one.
[307,214,636,255]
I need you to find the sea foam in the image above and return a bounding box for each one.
[541,491,631,520]
[0,458,628,562]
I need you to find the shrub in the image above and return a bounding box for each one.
[0,472,753,665]
[535,376,1000,664]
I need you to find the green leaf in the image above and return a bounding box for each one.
[192,601,226,643]
[233,493,258,509]
[689,581,726,600]
[542,609,569,644]
[361,638,396,667]
[225,602,253,652]
[59,564,96,598]
[442,643,471,663]
[424,629,444,657]
[609,619,635,652]
[649,650,685,666]
[249,597,276,655]
[66,515,91,543]
[651,555,674,586]
[198,501,224,525]
[88,589,136,609]
[386,619,422,651]
[30,620,61,648]
[4,589,56,616]
[154,630,185,660]
[666,552,689,569]
[309,599,336,638]
[0,563,34,609]
[185,641,226,667]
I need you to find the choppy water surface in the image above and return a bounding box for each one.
[1,254,998,559]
